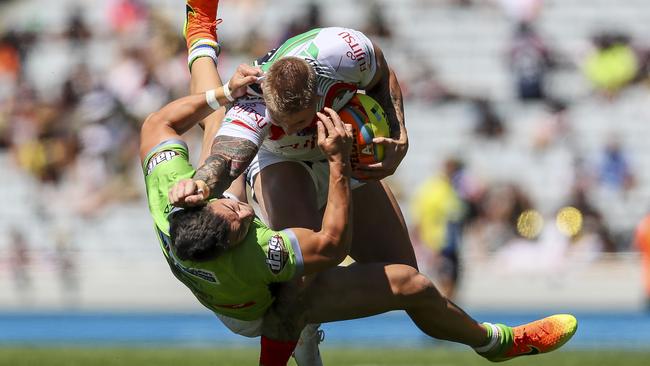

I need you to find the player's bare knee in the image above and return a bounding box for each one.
[390,265,447,310]
[319,237,351,267]
[390,266,428,296]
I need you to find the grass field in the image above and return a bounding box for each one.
[0,348,649,366]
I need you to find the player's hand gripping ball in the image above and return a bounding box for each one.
[337,94,390,169]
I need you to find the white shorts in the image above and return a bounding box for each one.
[246,148,365,209]
[215,313,263,338]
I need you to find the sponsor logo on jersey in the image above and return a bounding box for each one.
[266,235,288,274]
[183,266,219,283]
[230,103,269,129]
[337,31,368,72]
[147,150,180,174]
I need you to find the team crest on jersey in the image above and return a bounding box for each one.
[147,150,180,175]
[266,235,288,274]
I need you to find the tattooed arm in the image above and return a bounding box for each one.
[168,135,259,207]
[356,42,408,180]
[195,135,258,198]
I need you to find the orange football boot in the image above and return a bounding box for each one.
[480,314,578,362]
[183,0,221,50]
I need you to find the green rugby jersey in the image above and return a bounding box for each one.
[142,139,303,320]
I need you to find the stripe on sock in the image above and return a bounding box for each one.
[474,322,500,354]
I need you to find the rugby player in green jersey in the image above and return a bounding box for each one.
[144,2,579,364]
[140,63,577,366]
[141,62,362,364]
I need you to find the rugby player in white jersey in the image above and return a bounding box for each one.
[141,66,577,366]
[176,2,578,365]
[179,16,415,366]
[183,0,335,362]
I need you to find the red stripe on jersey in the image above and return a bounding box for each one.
[230,119,257,133]
[215,301,256,309]
[269,124,285,140]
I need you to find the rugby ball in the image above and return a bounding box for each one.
[337,94,390,167]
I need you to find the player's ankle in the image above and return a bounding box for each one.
[474,322,514,359]
[473,322,501,354]
[188,39,220,70]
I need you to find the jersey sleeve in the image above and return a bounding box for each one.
[318,28,378,88]
[142,139,195,235]
[216,99,270,146]
[259,227,304,283]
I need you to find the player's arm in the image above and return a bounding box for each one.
[288,108,354,275]
[174,134,260,205]
[139,64,261,164]
[357,42,408,180]
[192,58,227,165]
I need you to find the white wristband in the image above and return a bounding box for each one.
[223,81,235,102]
[205,89,221,110]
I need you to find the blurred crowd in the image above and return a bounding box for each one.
[0,1,192,218]
[1,0,650,307]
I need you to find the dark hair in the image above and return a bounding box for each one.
[168,206,230,262]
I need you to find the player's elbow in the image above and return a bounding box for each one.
[317,232,350,266]
[141,112,163,135]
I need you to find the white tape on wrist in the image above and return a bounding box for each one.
[205,89,221,110]
[222,81,235,102]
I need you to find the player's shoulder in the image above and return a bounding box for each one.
[142,139,189,176]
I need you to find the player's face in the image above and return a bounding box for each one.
[208,198,255,245]
[270,102,318,135]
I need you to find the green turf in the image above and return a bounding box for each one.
[0,347,648,366]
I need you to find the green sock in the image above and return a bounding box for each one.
[474,323,513,356]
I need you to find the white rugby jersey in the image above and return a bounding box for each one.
[216,27,378,161]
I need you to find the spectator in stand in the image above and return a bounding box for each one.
[0,32,20,148]
[598,135,636,194]
[635,213,650,311]
[363,1,393,40]
[507,22,555,101]
[8,227,32,305]
[63,86,138,217]
[398,51,462,104]
[465,183,533,255]
[564,185,616,253]
[411,158,469,298]
[584,32,638,98]
[108,0,149,35]
[0,32,20,86]
[280,2,322,40]
[472,98,506,139]
[52,228,79,307]
[531,99,572,152]
[634,46,650,85]
[64,7,92,46]
[496,0,544,23]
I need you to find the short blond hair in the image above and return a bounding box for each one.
[262,57,318,118]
